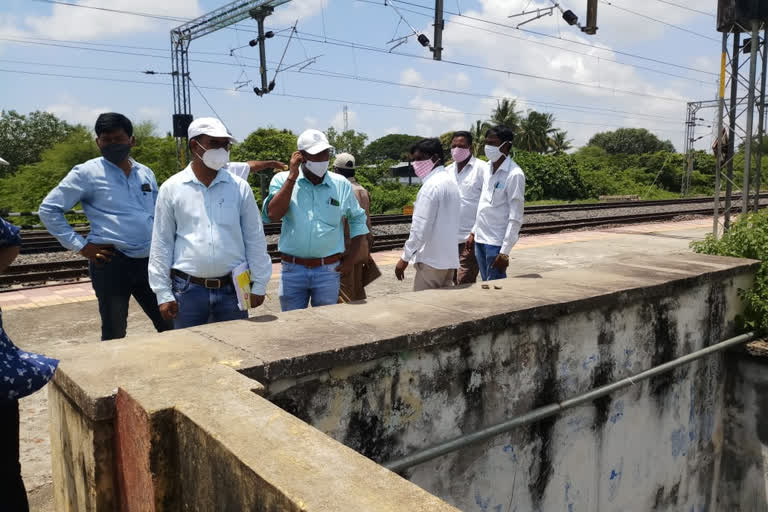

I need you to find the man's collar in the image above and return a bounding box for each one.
[181,164,233,186]
[102,157,138,172]
[422,165,445,183]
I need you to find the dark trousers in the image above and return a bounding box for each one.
[89,252,172,341]
[455,242,480,285]
[0,400,29,512]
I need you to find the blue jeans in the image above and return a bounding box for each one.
[171,275,248,329]
[475,242,506,281]
[279,262,341,312]
[89,251,171,341]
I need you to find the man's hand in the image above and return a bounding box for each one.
[249,294,265,308]
[490,254,509,273]
[248,160,288,174]
[465,233,475,252]
[395,259,409,281]
[288,151,303,180]
[335,258,355,275]
[79,243,114,264]
[159,301,178,321]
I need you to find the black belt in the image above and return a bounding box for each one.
[171,269,233,289]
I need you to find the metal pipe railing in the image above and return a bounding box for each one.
[384,332,756,472]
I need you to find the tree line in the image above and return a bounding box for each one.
[0,106,722,219]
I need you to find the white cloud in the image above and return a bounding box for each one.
[19,0,201,40]
[272,0,325,27]
[409,97,467,136]
[46,97,111,129]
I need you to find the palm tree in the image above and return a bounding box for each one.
[489,99,522,133]
[469,119,490,155]
[549,130,573,155]
[517,111,557,153]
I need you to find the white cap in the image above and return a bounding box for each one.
[188,117,237,143]
[334,152,355,169]
[297,129,332,155]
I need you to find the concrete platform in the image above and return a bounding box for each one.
[0,217,716,510]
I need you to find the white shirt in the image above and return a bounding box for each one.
[225,162,250,181]
[472,156,525,255]
[148,165,273,305]
[446,156,487,243]
[402,166,460,269]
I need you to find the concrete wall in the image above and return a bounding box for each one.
[47,252,762,511]
[264,255,756,511]
[719,343,768,510]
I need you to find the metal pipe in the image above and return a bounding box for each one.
[715,32,728,238]
[384,332,756,473]
[743,21,760,215]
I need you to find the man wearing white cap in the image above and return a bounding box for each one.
[263,129,369,311]
[148,117,272,328]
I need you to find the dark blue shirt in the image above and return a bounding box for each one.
[0,218,58,401]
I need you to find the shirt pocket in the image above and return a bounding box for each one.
[317,201,342,230]
[214,201,240,225]
[490,182,505,205]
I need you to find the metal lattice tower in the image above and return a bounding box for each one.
[343,105,349,131]
[170,0,291,166]
[682,100,719,197]
[713,1,768,237]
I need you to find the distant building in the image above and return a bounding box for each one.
[389,162,422,186]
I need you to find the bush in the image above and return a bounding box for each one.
[691,210,768,334]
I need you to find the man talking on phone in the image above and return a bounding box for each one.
[263,129,369,311]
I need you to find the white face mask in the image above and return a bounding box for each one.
[303,160,329,177]
[484,142,508,163]
[194,141,229,170]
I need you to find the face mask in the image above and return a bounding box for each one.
[451,147,471,163]
[303,160,329,177]
[412,158,436,178]
[194,140,229,170]
[484,142,509,163]
[101,143,132,165]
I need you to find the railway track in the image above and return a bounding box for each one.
[15,194,768,253]
[2,203,756,288]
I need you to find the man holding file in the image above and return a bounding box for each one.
[148,118,272,328]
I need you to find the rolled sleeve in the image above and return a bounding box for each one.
[148,185,176,305]
[500,173,525,255]
[344,185,370,239]
[241,185,272,295]
[38,167,89,253]
[261,173,286,224]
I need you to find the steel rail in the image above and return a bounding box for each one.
[384,332,757,473]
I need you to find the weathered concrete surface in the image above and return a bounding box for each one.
[49,330,458,511]
[719,341,768,510]
[261,252,759,511]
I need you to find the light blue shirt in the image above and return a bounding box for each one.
[262,170,369,258]
[149,165,272,305]
[39,157,158,258]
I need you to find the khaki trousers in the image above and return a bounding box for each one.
[413,262,456,292]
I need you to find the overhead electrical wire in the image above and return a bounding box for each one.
[0,67,681,133]
[26,0,717,79]
[646,0,716,18]
[0,32,690,104]
[598,1,720,42]
[384,0,718,76]
[275,30,689,103]
[359,0,713,85]
[0,55,681,124]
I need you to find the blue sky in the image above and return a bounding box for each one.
[0,0,722,150]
